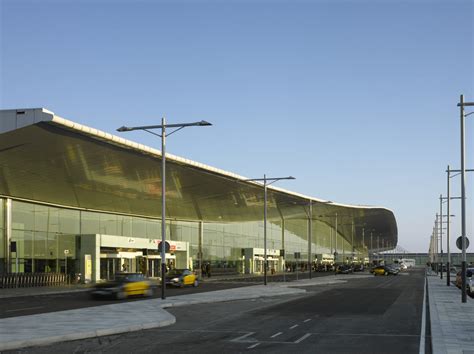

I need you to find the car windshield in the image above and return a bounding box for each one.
[167,269,185,276]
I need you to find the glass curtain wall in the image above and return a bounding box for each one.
[0,198,4,273]
[8,199,346,275]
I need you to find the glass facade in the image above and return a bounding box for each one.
[0,198,4,273]
[2,198,369,278]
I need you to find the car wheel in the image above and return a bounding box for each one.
[193,279,199,287]
[116,290,127,300]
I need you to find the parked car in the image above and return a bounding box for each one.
[373,265,399,276]
[387,264,401,272]
[165,269,199,287]
[90,273,152,300]
[353,264,364,272]
[455,268,474,297]
[335,264,353,274]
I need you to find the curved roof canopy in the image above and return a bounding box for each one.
[0,108,398,251]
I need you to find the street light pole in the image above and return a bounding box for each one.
[245,175,295,285]
[362,227,365,264]
[308,200,313,279]
[370,231,373,265]
[457,94,474,303]
[161,117,166,299]
[447,165,451,286]
[117,118,212,300]
[335,213,338,264]
[439,194,443,280]
[264,174,267,284]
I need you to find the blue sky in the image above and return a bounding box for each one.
[1,0,473,252]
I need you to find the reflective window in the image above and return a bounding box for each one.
[80,211,100,234]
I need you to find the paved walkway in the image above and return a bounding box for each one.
[426,273,474,354]
[0,272,472,352]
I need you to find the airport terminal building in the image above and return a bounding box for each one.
[0,108,398,282]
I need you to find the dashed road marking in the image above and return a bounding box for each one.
[303,318,311,323]
[270,332,283,338]
[290,324,299,329]
[247,343,260,349]
[232,332,255,342]
[294,333,312,343]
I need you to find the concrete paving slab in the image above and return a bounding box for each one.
[427,274,473,354]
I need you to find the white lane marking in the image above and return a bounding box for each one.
[294,333,312,343]
[290,324,299,330]
[303,318,311,323]
[232,332,255,342]
[247,343,260,349]
[270,332,283,338]
[5,306,44,313]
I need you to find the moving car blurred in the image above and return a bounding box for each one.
[165,269,199,287]
[373,265,399,276]
[353,264,364,272]
[455,268,474,297]
[90,273,152,300]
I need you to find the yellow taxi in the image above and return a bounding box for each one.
[165,269,199,287]
[372,265,398,276]
[90,273,153,300]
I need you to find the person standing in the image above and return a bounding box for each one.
[205,262,211,278]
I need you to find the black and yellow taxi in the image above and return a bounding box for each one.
[90,273,153,300]
[165,269,199,287]
[373,265,399,276]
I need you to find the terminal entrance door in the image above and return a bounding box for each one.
[145,255,176,278]
[100,258,121,280]
[254,258,264,274]
[267,257,279,274]
[99,250,143,280]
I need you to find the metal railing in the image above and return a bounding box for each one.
[0,273,69,288]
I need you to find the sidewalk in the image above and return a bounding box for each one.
[426,273,474,354]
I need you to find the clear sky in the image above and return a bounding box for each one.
[1,0,473,253]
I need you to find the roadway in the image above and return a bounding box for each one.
[9,269,428,353]
[0,271,334,319]
[0,282,249,319]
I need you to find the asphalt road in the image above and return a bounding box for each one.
[0,271,336,319]
[12,269,428,354]
[0,282,250,319]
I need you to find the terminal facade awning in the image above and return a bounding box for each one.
[0,108,397,252]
